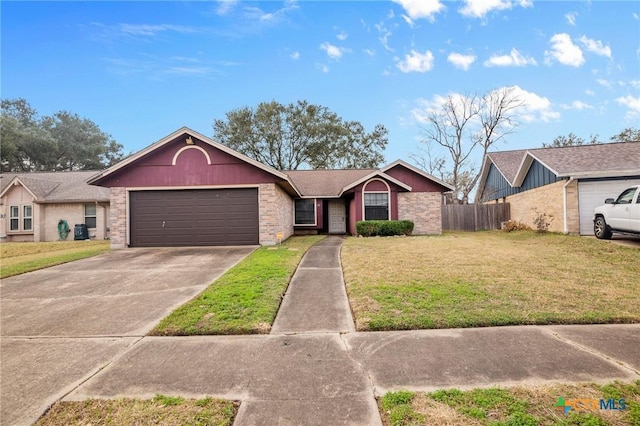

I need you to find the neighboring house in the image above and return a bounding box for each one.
[0,171,110,242]
[476,142,640,235]
[88,127,452,248]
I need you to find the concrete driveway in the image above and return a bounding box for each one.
[0,246,254,425]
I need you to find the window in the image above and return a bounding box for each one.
[294,199,316,225]
[23,205,32,231]
[364,193,389,220]
[84,204,97,228]
[9,206,19,231]
[616,188,636,204]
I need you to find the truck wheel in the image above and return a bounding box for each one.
[594,216,612,240]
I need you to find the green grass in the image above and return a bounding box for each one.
[36,394,237,426]
[151,235,325,335]
[379,381,640,426]
[342,231,640,331]
[0,240,110,278]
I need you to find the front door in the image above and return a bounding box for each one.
[329,200,346,234]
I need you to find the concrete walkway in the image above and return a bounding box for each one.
[271,236,355,334]
[4,237,640,425]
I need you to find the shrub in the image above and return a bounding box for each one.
[532,209,554,233]
[502,220,532,232]
[356,220,414,237]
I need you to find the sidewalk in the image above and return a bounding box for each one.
[4,236,640,425]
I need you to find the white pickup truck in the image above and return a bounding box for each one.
[593,185,640,239]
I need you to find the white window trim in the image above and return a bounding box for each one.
[8,204,33,233]
[293,198,317,226]
[84,203,97,229]
[23,205,33,231]
[9,205,19,231]
[362,178,391,221]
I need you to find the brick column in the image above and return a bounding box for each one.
[110,187,127,249]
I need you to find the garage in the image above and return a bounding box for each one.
[130,188,259,247]
[578,179,640,235]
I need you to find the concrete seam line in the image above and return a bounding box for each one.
[34,335,145,422]
[544,329,640,377]
[239,334,271,402]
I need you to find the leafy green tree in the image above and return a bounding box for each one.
[213,100,388,170]
[0,98,124,172]
[542,132,598,148]
[609,127,640,142]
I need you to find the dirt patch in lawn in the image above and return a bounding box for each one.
[36,395,238,425]
[342,232,640,331]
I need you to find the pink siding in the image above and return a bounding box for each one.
[97,136,283,187]
[316,199,323,230]
[385,165,447,192]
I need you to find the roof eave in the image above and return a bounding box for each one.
[338,171,412,197]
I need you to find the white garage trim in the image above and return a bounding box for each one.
[578,178,640,235]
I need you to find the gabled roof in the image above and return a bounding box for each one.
[0,171,110,203]
[477,142,640,199]
[88,127,300,194]
[381,159,454,191]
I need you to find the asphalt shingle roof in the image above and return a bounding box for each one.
[487,142,640,183]
[0,171,109,202]
[284,169,376,197]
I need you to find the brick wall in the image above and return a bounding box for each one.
[398,192,443,234]
[259,183,293,245]
[110,187,127,249]
[503,180,569,233]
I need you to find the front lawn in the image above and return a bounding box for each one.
[0,240,110,278]
[151,235,325,335]
[379,381,640,426]
[342,232,640,331]
[36,395,237,426]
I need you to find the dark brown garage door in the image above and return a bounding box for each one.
[129,189,259,247]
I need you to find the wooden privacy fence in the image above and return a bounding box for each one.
[441,203,510,231]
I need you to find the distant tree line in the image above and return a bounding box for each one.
[1,98,124,173]
[543,128,640,147]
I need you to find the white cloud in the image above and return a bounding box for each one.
[411,85,558,126]
[634,12,639,20]
[447,52,476,70]
[544,33,584,67]
[630,80,640,89]
[118,24,197,36]
[375,22,393,51]
[459,0,531,19]
[290,51,300,60]
[596,78,612,88]
[484,48,537,67]
[392,0,445,23]
[585,89,595,96]
[336,31,348,41]
[565,12,577,26]
[241,0,298,24]
[216,0,239,16]
[510,85,560,122]
[363,49,376,57]
[578,36,612,58]
[617,95,640,117]
[560,100,593,110]
[396,50,434,73]
[317,63,329,74]
[320,42,348,60]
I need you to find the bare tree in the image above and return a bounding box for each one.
[413,87,523,203]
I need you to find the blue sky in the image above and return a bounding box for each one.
[2,0,639,171]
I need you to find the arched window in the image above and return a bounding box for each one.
[363,178,390,220]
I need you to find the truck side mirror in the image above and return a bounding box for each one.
[604,198,615,204]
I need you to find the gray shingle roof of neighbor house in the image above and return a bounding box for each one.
[0,171,110,203]
[485,141,640,186]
